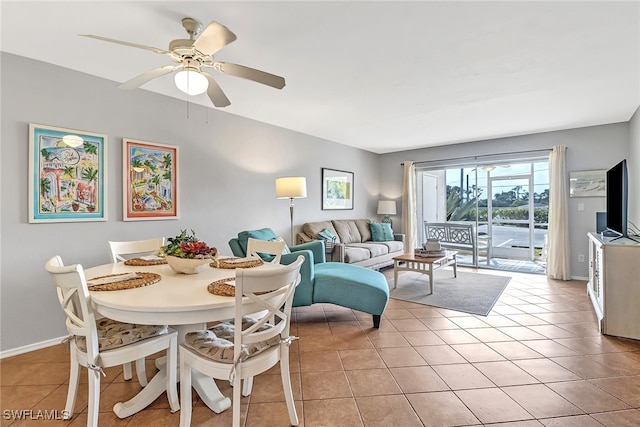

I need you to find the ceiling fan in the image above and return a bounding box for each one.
[81,18,285,108]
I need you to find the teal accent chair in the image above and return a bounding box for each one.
[228,228,389,328]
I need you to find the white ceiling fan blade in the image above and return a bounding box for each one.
[80,34,170,55]
[213,62,285,89]
[118,65,179,90]
[202,72,231,107]
[192,21,237,56]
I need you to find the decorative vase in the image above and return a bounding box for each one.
[166,255,210,274]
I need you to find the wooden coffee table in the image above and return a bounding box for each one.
[393,251,458,295]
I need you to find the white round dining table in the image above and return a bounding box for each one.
[86,260,267,418]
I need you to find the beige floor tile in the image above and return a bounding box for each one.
[355,395,422,427]
[338,349,386,371]
[451,343,506,362]
[432,363,494,390]
[400,330,446,346]
[388,318,429,331]
[487,341,544,360]
[550,355,624,379]
[245,400,303,427]
[367,332,410,348]
[538,414,605,427]
[434,329,481,344]
[473,361,539,386]
[481,315,521,328]
[590,409,640,426]
[448,316,491,329]
[389,366,449,393]
[300,371,352,400]
[546,380,630,413]
[249,372,302,403]
[589,376,640,406]
[514,358,581,382]
[467,327,516,343]
[527,325,578,339]
[497,326,547,340]
[419,317,460,330]
[414,345,467,365]
[376,347,427,368]
[406,391,480,426]
[502,384,582,418]
[345,368,402,396]
[521,339,579,357]
[303,398,363,427]
[299,350,343,372]
[456,387,533,424]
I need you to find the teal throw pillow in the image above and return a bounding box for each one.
[238,228,277,255]
[317,228,337,242]
[370,222,394,242]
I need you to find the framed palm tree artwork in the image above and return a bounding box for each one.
[123,138,179,221]
[28,123,107,223]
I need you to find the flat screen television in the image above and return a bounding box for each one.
[606,159,628,238]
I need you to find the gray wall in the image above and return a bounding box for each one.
[629,106,640,225]
[0,53,380,352]
[380,123,632,280]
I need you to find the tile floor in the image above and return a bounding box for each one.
[2,267,640,426]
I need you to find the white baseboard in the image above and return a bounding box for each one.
[0,336,67,359]
[572,275,588,281]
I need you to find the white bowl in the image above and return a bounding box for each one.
[166,256,210,274]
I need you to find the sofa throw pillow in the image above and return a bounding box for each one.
[317,228,337,242]
[370,222,394,242]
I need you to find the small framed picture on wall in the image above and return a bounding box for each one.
[322,168,354,210]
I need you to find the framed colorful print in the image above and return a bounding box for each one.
[322,168,354,210]
[123,138,179,221]
[28,123,107,223]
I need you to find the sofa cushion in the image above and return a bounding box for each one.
[354,219,372,242]
[348,242,389,258]
[379,240,405,253]
[303,221,340,243]
[237,228,278,255]
[344,246,371,264]
[370,222,394,241]
[333,220,361,244]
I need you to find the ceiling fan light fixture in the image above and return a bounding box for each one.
[174,67,208,95]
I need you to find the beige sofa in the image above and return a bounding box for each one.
[297,219,405,270]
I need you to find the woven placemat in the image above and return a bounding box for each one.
[212,257,264,269]
[208,278,236,296]
[88,272,161,291]
[124,258,167,266]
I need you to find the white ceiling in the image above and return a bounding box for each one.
[2,1,639,154]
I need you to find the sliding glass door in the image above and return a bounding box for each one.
[416,156,549,273]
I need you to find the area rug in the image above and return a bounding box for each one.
[388,270,511,316]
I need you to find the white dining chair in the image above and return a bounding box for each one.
[108,237,165,385]
[108,237,165,262]
[45,256,179,427]
[179,255,304,427]
[246,237,286,264]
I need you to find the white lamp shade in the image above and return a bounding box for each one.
[276,177,307,199]
[174,69,209,95]
[377,200,397,215]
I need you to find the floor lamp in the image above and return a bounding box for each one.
[276,177,307,245]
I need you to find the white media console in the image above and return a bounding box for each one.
[586,232,640,340]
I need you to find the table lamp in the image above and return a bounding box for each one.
[377,200,397,226]
[276,177,307,245]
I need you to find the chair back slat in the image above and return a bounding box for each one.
[246,238,285,264]
[233,256,303,349]
[45,256,100,357]
[108,238,165,262]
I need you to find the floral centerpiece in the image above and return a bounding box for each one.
[161,230,218,274]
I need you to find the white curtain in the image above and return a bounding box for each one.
[547,145,571,280]
[402,161,417,252]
